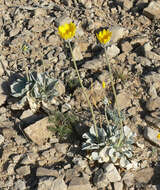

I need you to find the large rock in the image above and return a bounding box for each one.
[103,163,121,182]
[110,26,128,44]
[68,176,92,190]
[105,44,120,58]
[24,117,53,145]
[143,1,160,19]
[116,91,132,110]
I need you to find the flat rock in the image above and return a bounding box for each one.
[144,127,160,147]
[36,167,59,177]
[123,171,135,187]
[54,143,69,155]
[38,177,56,190]
[103,163,121,182]
[143,1,160,19]
[72,45,83,61]
[24,117,53,145]
[16,165,31,176]
[68,176,92,190]
[82,59,103,71]
[146,97,160,111]
[105,44,120,58]
[114,181,123,190]
[110,26,128,43]
[135,168,154,184]
[144,72,160,89]
[13,179,26,190]
[116,91,132,110]
[52,177,67,190]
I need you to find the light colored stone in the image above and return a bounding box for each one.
[52,177,67,190]
[79,0,92,8]
[110,26,129,43]
[143,1,160,19]
[24,117,53,145]
[144,72,160,89]
[56,16,72,27]
[103,163,121,182]
[105,44,120,58]
[34,8,47,17]
[68,176,92,190]
[144,127,160,146]
[135,168,154,184]
[72,46,83,61]
[145,51,160,61]
[57,80,65,96]
[16,165,31,176]
[14,179,26,190]
[20,152,39,164]
[114,181,123,190]
[121,41,132,52]
[116,91,132,110]
[82,59,103,71]
[36,167,59,177]
[54,143,69,154]
[0,134,4,145]
[146,97,160,111]
[123,0,133,10]
[38,177,55,190]
[123,172,135,187]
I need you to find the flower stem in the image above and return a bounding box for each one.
[104,47,123,147]
[68,41,98,139]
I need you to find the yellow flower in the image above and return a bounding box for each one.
[102,81,106,89]
[96,29,112,45]
[157,133,160,140]
[58,22,76,40]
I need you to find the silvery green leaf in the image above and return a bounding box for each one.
[91,152,99,160]
[99,146,110,163]
[108,148,116,157]
[11,79,31,97]
[120,156,129,168]
[82,132,91,140]
[82,143,99,150]
[90,126,107,139]
[124,150,132,158]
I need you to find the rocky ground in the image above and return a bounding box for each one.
[0,0,160,189]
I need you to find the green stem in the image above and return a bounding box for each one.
[104,47,123,147]
[68,41,98,139]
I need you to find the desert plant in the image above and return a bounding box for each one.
[82,125,135,169]
[48,111,78,141]
[10,72,60,112]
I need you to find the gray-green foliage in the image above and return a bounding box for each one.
[30,72,59,101]
[10,74,34,98]
[10,72,59,112]
[82,97,136,169]
[82,125,135,169]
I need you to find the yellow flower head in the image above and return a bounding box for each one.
[58,22,76,40]
[157,133,160,140]
[102,81,106,89]
[96,29,112,45]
